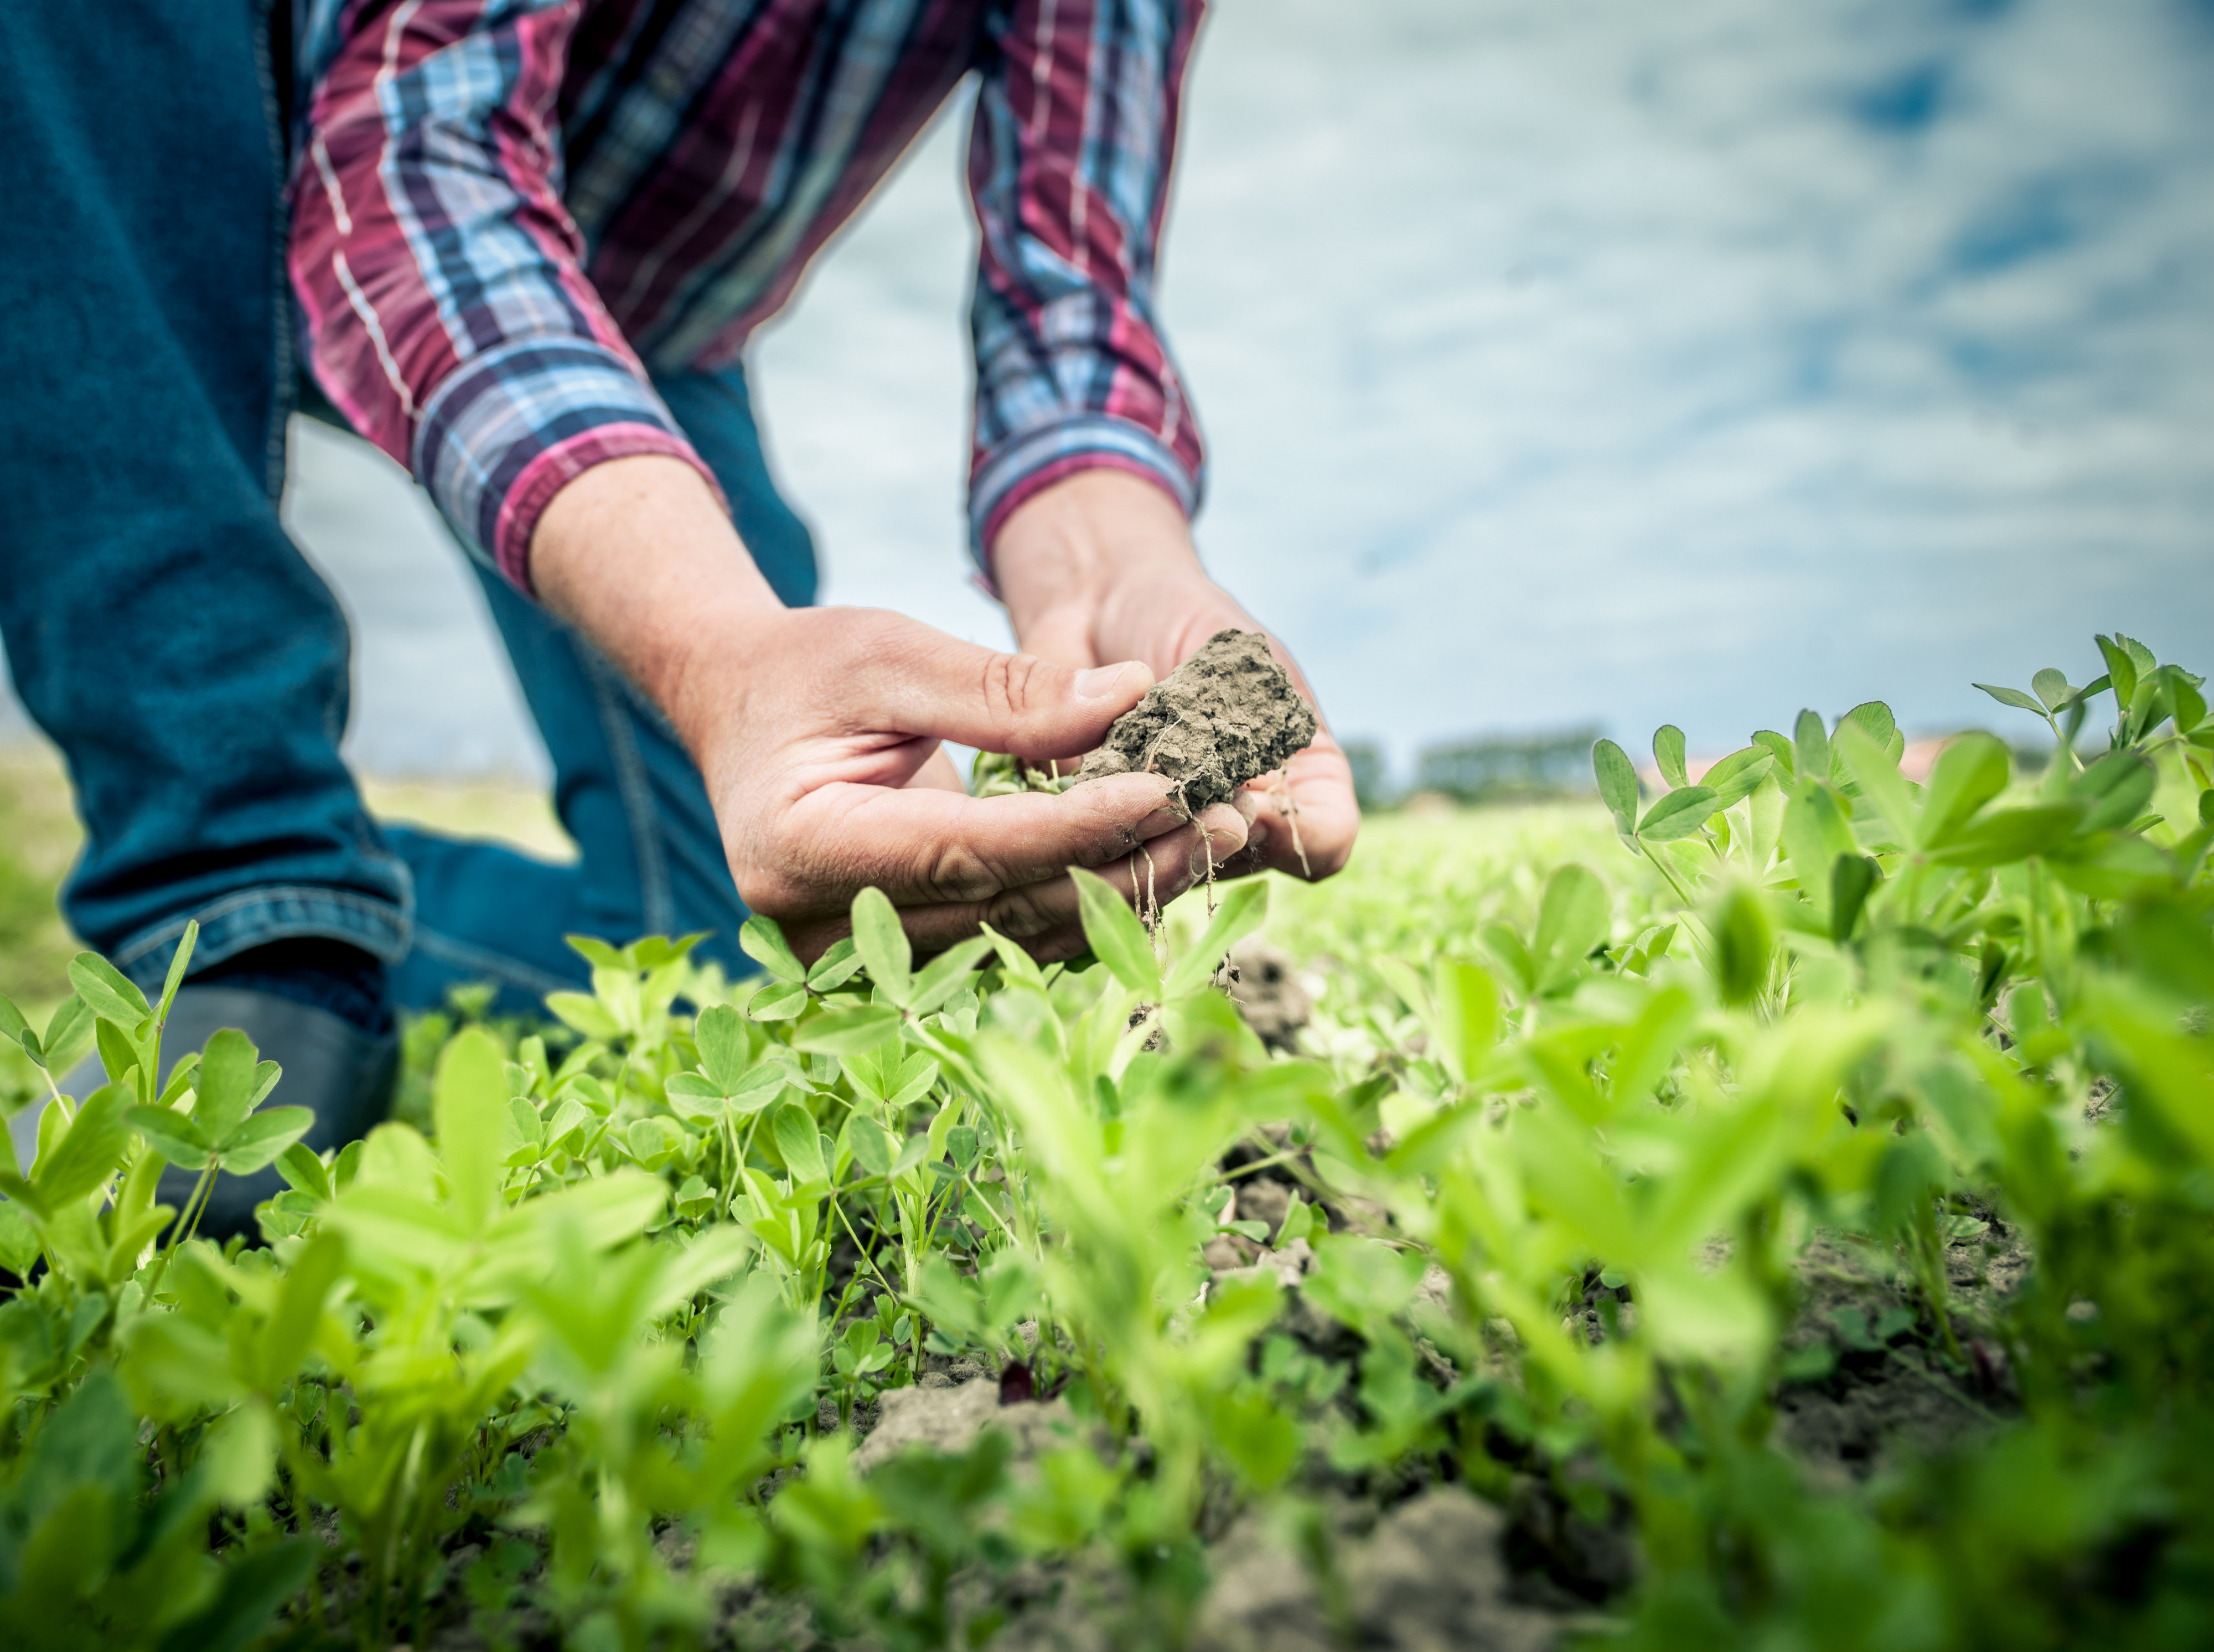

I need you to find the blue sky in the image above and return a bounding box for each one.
[9,0,2206,783]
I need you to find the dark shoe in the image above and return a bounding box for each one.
[13,985,399,1244]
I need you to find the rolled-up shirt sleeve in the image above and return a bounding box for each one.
[289,0,720,594]
[966,0,1207,571]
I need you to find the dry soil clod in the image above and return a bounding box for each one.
[1073,629,1318,815]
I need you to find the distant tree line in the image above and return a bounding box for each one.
[1337,726,1604,809]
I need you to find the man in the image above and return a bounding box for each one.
[291,0,1356,982]
[0,1,1354,1229]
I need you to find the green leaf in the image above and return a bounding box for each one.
[95,1017,141,1103]
[126,1104,211,1171]
[1700,745,1775,808]
[1711,887,1773,1005]
[155,1537,318,1652]
[772,1102,829,1185]
[695,1003,752,1091]
[2073,753,2156,833]
[791,1004,902,1057]
[1917,732,2010,848]
[1781,783,1860,915]
[433,1026,510,1230]
[2168,673,2207,736]
[1653,724,1689,790]
[1430,960,1499,1084]
[850,887,914,1005]
[1162,877,1270,999]
[217,1106,316,1175]
[275,1142,332,1202]
[1833,722,1916,848]
[632,933,705,971]
[546,991,623,1042]
[39,995,94,1073]
[565,934,630,971]
[1751,730,1796,783]
[2031,669,2073,712]
[0,1202,40,1278]
[1829,855,1880,942]
[845,1115,894,1179]
[1534,864,1610,976]
[2050,833,2175,900]
[747,981,810,1022]
[1592,739,1641,837]
[182,1029,263,1150]
[1638,785,1720,841]
[2096,635,2139,711]
[808,937,866,991]
[1973,682,2046,716]
[977,923,1047,988]
[1839,702,1897,749]
[739,915,809,985]
[1208,1387,1300,1490]
[67,952,150,1028]
[0,991,28,1048]
[1480,922,1537,997]
[33,1081,136,1205]
[1793,709,1829,786]
[907,935,995,1017]
[156,920,199,1027]
[1927,804,2084,867]
[1069,866,1160,997]
[257,1229,345,1389]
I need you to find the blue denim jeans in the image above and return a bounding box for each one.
[0,1,809,1013]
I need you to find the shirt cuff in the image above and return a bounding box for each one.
[970,416,1201,580]
[412,338,725,594]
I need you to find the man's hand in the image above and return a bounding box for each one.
[530,456,1248,960]
[993,469,1358,882]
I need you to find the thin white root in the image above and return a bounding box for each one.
[1273,772,1312,878]
[1131,839,1162,939]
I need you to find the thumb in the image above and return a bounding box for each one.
[868,626,1153,760]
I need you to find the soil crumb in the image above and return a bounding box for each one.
[1196,1489,1563,1652]
[850,1377,1077,1473]
[1215,940,1312,1052]
[1074,630,1317,814]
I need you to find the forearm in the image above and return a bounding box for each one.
[529,455,784,757]
[994,469,1226,670]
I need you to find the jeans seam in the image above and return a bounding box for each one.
[584,650,674,936]
[252,0,292,502]
[112,883,413,978]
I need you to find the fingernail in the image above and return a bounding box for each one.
[1075,661,1150,700]
[1246,822,1270,854]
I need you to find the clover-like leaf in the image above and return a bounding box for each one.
[1638,785,1720,841]
[1070,866,1160,997]
[850,887,914,1006]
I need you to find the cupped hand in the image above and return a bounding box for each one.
[676,607,1251,961]
[993,470,1359,883]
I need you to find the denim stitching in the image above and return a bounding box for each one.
[112,883,413,986]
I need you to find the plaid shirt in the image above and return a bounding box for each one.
[291,0,1206,593]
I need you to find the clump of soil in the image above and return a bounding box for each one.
[1215,941,1313,1052]
[1074,630,1318,814]
[1194,1488,1565,1652]
[849,1376,1081,1474]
